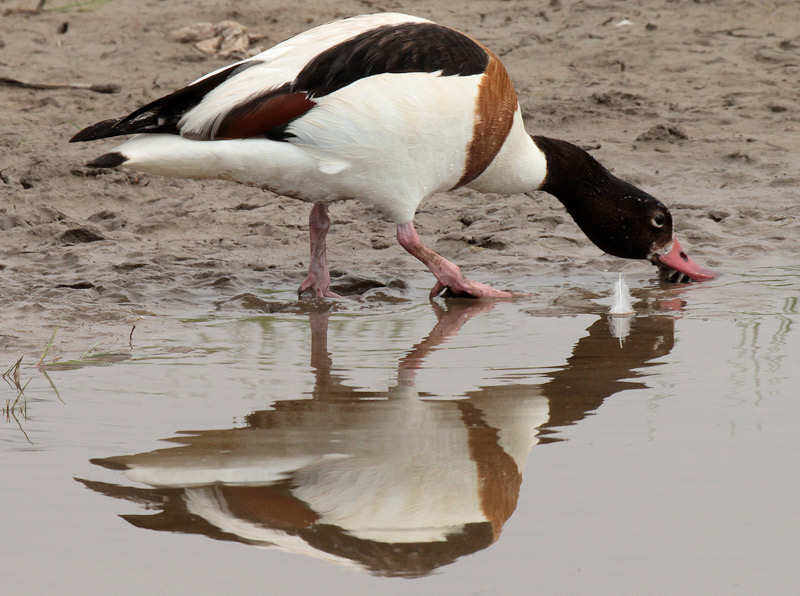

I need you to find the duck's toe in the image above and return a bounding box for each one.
[430,277,513,299]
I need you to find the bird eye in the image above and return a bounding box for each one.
[652,213,666,228]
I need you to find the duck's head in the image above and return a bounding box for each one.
[533,136,715,282]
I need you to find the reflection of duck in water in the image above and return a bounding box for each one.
[80,302,675,577]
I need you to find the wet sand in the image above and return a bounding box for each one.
[1,0,798,355]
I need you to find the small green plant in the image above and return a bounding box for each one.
[2,356,31,424]
[45,0,116,13]
[35,314,63,369]
[2,356,24,387]
[4,315,130,440]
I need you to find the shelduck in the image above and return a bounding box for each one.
[71,12,715,298]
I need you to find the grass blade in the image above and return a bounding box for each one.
[36,314,63,369]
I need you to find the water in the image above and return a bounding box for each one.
[2,265,799,595]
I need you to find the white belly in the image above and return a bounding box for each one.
[288,71,482,222]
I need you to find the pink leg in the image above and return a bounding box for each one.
[396,221,512,298]
[298,204,343,299]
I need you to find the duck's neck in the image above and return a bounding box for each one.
[532,135,660,258]
[464,118,624,200]
[532,136,624,209]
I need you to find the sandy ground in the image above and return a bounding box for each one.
[1,0,798,355]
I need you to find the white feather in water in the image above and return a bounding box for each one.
[608,273,634,343]
[609,273,634,315]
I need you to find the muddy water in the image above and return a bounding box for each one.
[2,265,799,596]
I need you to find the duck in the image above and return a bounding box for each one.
[70,12,715,298]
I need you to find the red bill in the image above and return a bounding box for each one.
[654,236,716,282]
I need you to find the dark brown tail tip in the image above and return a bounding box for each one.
[89,457,129,470]
[87,152,127,168]
[69,118,123,143]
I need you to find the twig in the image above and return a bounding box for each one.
[0,76,119,94]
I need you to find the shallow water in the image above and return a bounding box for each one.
[2,265,800,596]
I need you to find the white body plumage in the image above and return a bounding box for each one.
[105,12,547,223]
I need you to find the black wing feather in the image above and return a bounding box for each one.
[70,21,489,144]
[293,23,488,98]
[69,61,263,142]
